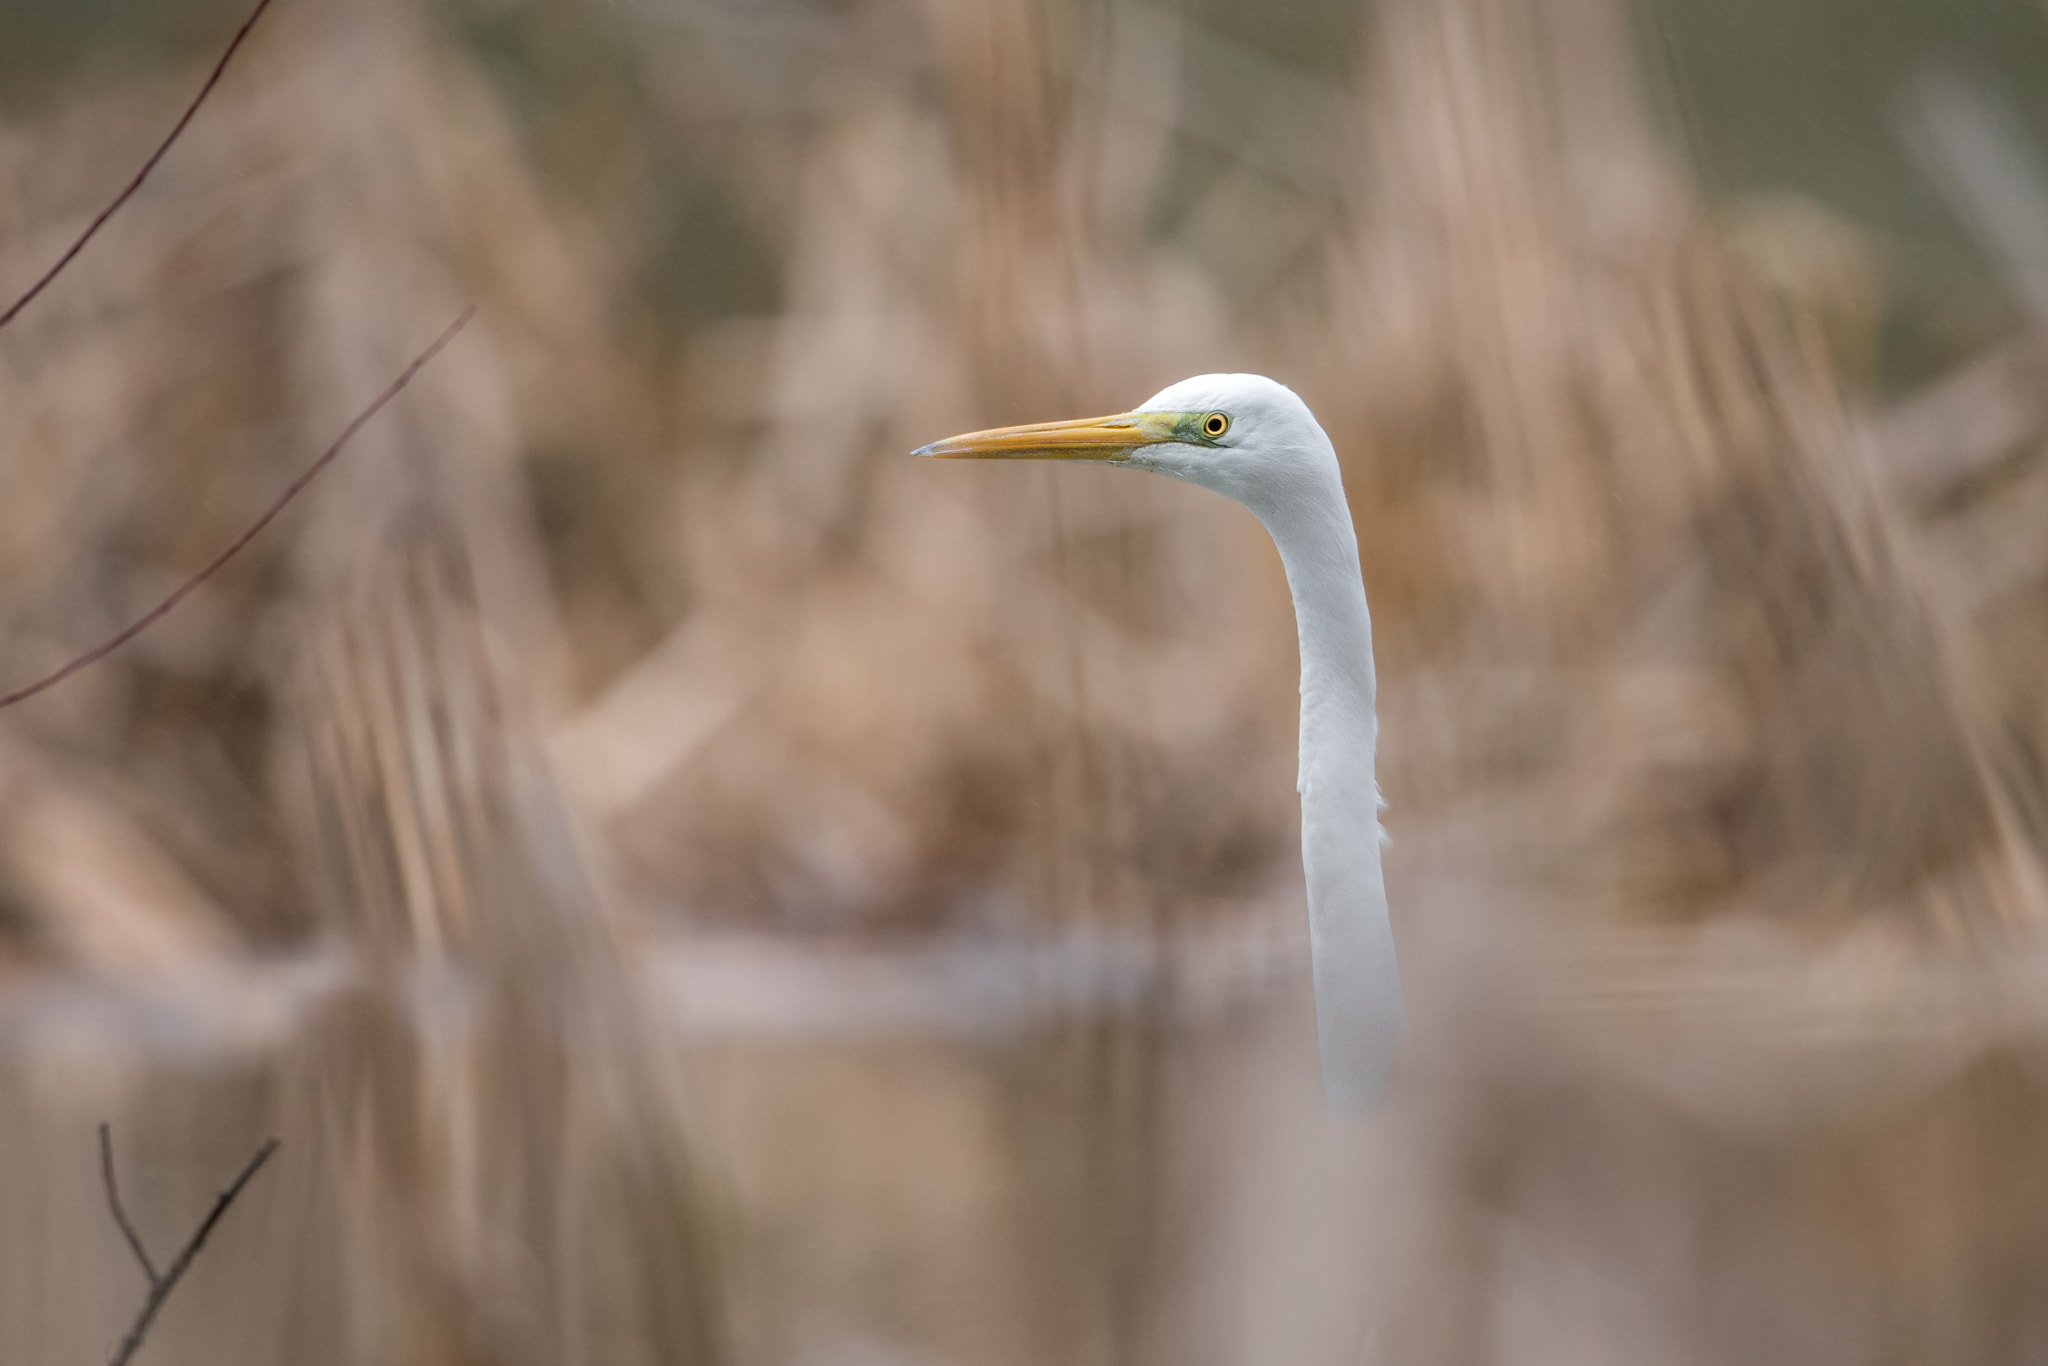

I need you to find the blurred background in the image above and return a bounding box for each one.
[3,0,2048,1361]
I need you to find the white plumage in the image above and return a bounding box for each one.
[918,374,1405,1110]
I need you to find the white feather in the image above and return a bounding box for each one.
[1132,374,1405,1111]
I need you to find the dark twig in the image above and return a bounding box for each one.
[100,1127,279,1366]
[0,305,477,712]
[0,0,277,332]
[101,1130,278,1366]
[98,1125,158,1285]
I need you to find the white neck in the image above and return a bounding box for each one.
[1250,462,1405,1112]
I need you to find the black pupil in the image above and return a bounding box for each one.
[1206,415,1224,434]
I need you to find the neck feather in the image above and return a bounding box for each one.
[1252,462,1405,1112]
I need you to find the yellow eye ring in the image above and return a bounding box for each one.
[1203,412,1230,438]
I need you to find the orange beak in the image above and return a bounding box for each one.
[913,410,1183,461]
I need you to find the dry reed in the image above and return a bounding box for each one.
[1,0,2046,1362]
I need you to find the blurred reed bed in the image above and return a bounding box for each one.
[1,0,2047,1361]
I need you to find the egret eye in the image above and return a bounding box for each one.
[1203,412,1230,438]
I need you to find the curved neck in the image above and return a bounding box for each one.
[1252,466,1404,1112]
[1261,482,1378,771]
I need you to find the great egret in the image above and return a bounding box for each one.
[917,374,1404,1110]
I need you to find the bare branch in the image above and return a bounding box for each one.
[0,305,477,712]
[97,1124,159,1287]
[0,0,277,332]
[104,1132,280,1366]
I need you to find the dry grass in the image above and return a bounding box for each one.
[2,0,2047,1362]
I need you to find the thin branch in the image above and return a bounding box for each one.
[0,0,277,332]
[97,1124,159,1286]
[0,304,477,713]
[104,1132,280,1366]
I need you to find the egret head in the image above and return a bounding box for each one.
[914,373,1338,519]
